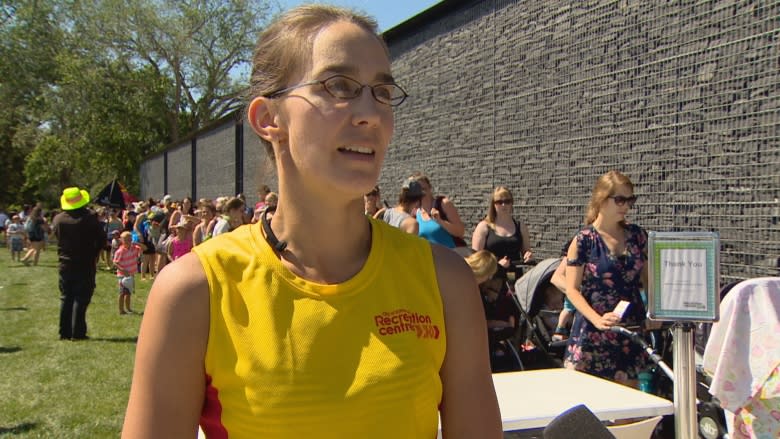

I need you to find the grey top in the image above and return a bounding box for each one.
[382,208,411,229]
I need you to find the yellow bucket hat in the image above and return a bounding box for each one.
[60,187,91,211]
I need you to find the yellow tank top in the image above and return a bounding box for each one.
[193,217,446,438]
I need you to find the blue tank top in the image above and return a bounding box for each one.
[416,210,455,248]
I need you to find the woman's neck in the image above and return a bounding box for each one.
[420,195,434,210]
[494,211,513,223]
[269,190,371,284]
[592,216,622,235]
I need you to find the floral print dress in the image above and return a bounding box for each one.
[564,223,649,382]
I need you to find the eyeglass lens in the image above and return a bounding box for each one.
[612,196,637,207]
[322,76,407,106]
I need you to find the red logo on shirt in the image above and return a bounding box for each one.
[374,309,440,339]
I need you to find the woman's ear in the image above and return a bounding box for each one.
[247,96,283,143]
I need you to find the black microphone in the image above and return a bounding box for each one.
[260,206,287,253]
[543,404,615,439]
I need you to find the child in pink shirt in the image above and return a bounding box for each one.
[113,231,143,314]
[168,221,193,261]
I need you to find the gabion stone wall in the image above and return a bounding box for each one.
[164,141,192,201]
[195,123,236,202]
[382,0,779,282]
[139,154,165,202]
[140,0,779,282]
[243,122,278,203]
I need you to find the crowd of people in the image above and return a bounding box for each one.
[1,3,660,437]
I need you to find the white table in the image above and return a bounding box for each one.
[492,368,673,431]
[436,368,673,436]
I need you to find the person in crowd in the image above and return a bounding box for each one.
[563,170,648,388]
[264,191,278,210]
[122,5,501,438]
[19,204,30,221]
[254,184,272,214]
[465,249,498,287]
[466,249,517,368]
[377,177,422,234]
[550,239,576,341]
[110,230,121,262]
[193,202,216,246]
[140,213,162,280]
[51,187,104,340]
[113,231,143,314]
[155,195,174,273]
[363,185,384,216]
[20,206,47,266]
[207,196,228,236]
[167,220,193,261]
[95,208,109,267]
[211,197,245,237]
[0,207,9,247]
[123,210,137,232]
[7,215,25,261]
[133,201,151,239]
[168,197,195,232]
[236,193,254,225]
[411,172,466,248]
[104,209,123,270]
[254,192,280,224]
[466,250,517,331]
[471,186,533,282]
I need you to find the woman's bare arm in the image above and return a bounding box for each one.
[122,253,209,438]
[471,221,488,251]
[439,197,466,238]
[433,245,502,438]
[564,240,619,331]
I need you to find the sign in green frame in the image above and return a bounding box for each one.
[648,232,720,322]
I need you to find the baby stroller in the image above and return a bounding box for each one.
[511,258,567,370]
[699,277,780,439]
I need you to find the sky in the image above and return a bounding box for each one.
[278,0,443,32]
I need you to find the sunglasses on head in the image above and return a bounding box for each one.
[494,199,513,206]
[609,195,638,207]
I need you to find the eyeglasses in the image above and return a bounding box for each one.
[609,195,638,207]
[494,199,513,206]
[265,74,408,107]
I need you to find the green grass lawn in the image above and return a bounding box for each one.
[0,245,152,438]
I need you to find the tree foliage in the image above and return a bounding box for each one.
[0,0,274,207]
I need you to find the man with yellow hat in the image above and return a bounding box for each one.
[51,187,105,340]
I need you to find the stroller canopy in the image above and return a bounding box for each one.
[514,258,561,313]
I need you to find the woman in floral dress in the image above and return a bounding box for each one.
[563,170,649,388]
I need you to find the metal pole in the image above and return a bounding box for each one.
[673,322,698,439]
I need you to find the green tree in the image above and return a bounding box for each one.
[70,0,273,140]
[1,0,274,206]
[0,0,64,206]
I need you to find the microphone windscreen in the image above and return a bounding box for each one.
[543,404,615,439]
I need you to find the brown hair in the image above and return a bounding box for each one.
[247,4,385,157]
[223,197,245,214]
[584,170,635,226]
[485,186,513,227]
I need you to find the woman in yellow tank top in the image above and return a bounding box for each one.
[122,4,501,439]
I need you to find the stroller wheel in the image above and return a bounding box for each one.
[698,401,726,439]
